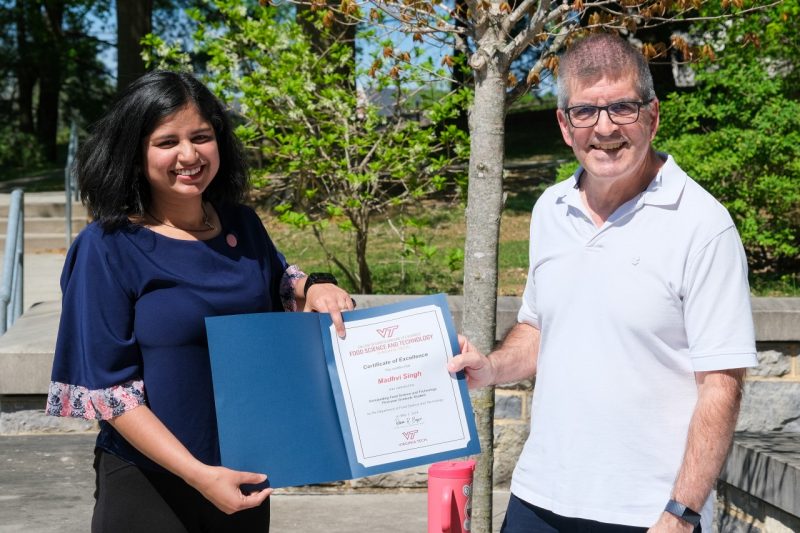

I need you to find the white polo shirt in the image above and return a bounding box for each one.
[513,154,757,528]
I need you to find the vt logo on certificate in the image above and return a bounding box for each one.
[205,293,480,488]
[376,325,399,338]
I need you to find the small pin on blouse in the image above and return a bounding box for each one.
[226,234,238,248]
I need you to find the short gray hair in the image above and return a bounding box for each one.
[556,32,656,109]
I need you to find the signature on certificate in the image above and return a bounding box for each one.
[394,412,424,427]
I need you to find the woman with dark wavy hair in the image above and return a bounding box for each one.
[46,70,354,532]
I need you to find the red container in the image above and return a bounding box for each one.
[427,460,476,533]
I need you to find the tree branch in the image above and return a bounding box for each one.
[507,26,572,105]
[504,0,538,31]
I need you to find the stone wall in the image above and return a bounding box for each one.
[715,433,800,533]
[739,342,800,433]
[714,298,800,533]
[737,298,800,434]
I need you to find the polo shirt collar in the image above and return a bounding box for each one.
[559,152,687,213]
[640,153,687,207]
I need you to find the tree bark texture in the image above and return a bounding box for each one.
[36,0,64,162]
[36,63,60,161]
[14,0,36,135]
[13,0,63,160]
[355,223,373,294]
[463,50,508,533]
[116,0,153,92]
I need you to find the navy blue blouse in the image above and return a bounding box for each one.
[47,203,295,470]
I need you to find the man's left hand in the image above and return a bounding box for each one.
[648,512,697,533]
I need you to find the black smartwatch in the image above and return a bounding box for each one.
[665,499,701,527]
[303,272,338,296]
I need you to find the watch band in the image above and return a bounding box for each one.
[303,272,338,296]
[664,499,701,527]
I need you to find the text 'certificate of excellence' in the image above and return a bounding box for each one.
[328,304,472,468]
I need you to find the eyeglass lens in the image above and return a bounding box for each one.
[568,102,642,127]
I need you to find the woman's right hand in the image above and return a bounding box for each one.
[108,406,273,514]
[189,465,272,515]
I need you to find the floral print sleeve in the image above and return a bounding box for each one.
[280,264,307,312]
[46,379,146,420]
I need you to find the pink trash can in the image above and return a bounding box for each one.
[427,460,476,533]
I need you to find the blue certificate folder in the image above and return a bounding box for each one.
[205,293,480,488]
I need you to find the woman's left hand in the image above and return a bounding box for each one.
[304,283,355,338]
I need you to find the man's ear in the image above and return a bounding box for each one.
[556,109,574,147]
[648,97,660,141]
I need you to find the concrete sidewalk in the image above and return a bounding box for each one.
[0,433,510,532]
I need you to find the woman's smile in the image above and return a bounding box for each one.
[143,103,220,200]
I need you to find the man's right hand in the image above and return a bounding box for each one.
[448,335,496,389]
[449,324,541,388]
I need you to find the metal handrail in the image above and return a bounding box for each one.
[0,188,24,334]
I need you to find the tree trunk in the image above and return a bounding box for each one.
[36,65,60,161]
[116,0,153,92]
[36,0,64,162]
[14,0,36,134]
[355,222,373,294]
[17,71,36,135]
[462,54,507,532]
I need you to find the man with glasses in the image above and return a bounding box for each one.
[450,32,756,532]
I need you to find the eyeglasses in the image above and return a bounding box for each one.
[564,100,653,128]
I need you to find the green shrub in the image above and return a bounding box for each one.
[657,13,799,278]
[0,126,45,171]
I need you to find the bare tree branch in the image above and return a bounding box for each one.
[505,0,539,30]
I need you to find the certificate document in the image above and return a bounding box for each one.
[206,293,480,488]
[329,305,473,467]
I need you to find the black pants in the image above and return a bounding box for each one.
[501,493,701,533]
[92,448,270,533]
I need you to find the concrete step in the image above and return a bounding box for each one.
[0,192,89,252]
[0,192,86,218]
[0,216,88,234]
[0,203,87,219]
[0,234,78,253]
[0,300,60,395]
[0,252,65,308]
